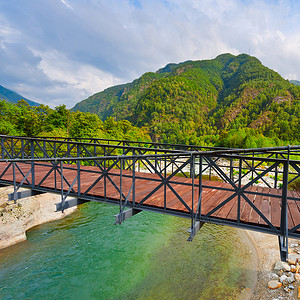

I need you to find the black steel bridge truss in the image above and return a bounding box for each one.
[0,135,299,261]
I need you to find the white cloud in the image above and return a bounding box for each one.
[34,49,122,97]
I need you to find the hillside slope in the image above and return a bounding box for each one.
[0,85,39,106]
[72,54,300,146]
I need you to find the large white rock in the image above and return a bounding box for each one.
[0,186,77,249]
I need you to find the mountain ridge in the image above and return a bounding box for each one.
[72,53,300,146]
[0,85,39,106]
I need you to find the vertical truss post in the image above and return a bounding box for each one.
[164,155,166,210]
[119,156,123,213]
[172,157,174,174]
[67,143,70,159]
[1,137,3,159]
[11,138,14,158]
[274,153,278,189]
[279,146,290,261]
[155,146,158,172]
[31,139,35,189]
[54,161,57,191]
[188,154,205,242]
[229,157,233,181]
[191,153,195,229]
[209,157,212,180]
[251,152,254,185]
[41,140,44,158]
[77,145,81,198]
[60,161,65,209]
[21,139,24,159]
[122,142,125,170]
[94,144,96,166]
[104,147,107,200]
[54,141,57,158]
[198,154,203,219]
[132,149,136,207]
[13,161,16,203]
[237,159,242,224]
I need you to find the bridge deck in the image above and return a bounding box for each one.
[0,162,300,235]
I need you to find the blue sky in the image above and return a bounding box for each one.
[0,0,300,108]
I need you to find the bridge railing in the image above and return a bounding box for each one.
[15,135,230,152]
[1,135,299,188]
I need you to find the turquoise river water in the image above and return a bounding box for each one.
[0,202,256,299]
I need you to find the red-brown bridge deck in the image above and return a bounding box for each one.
[0,162,299,233]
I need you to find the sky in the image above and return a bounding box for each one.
[0,0,300,108]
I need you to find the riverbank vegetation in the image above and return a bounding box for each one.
[0,100,150,142]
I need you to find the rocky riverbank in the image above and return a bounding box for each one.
[0,185,77,249]
[246,230,300,299]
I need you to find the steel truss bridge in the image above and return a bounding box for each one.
[0,135,299,261]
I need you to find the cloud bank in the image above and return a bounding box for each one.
[0,0,300,107]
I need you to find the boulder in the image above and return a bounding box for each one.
[283,263,291,272]
[269,273,279,280]
[274,261,290,272]
[268,280,282,289]
[287,276,295,284]
[290,265,297,273]
[288,285,295,290]
[280,275,288,283]
[287,258,296,265]
[294,273,300,281]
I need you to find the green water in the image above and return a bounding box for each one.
[0,202,255,299]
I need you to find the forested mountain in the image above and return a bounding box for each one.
[72,53,300,148]
[0,85,39,106]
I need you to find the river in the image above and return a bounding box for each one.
[0,201,256,299]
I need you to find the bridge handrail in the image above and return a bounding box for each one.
[0,134,189,155]
[1,134,299,158]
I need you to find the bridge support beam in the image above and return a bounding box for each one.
[279,236,288,262]
[187,221,205,241]
[56,198,88,211]
[8,189,45,201]
[114,208,142,225]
